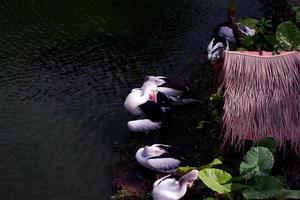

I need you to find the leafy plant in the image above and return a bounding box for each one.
[197,88,223,129]
[239,18,259,29]
[256,18,273,34]
[209,87,224,122]
[178,138,300,199]
[177,158,223,175]
[242,176,283,199]
[198,168,233,194]
[239,0,300,51]
[240,17,275,51]
[276,21,300,50]
[227,1,300,51]
[239,147,274,177]
[239,18,300,52]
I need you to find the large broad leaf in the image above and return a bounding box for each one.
[276,21,300,50]
[242,176,283,199]
[198,168,232,194]
[239,147,274,177]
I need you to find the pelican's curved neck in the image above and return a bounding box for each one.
[138,86,151,101]
[142,86,151,96]
[142,148,149,157]
[176,181,189,198]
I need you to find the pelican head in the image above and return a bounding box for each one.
[142,80,158,103]
[142,145,166,157]
[179,169,199,188]
[144,75,167,86]
[152,169,199,200]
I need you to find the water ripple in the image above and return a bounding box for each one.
[0,0,261,199]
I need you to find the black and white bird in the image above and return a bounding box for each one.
[217,22,255,44]
[135,144,185,173]
[144,75,187,98]
[207,22,255,63]
[124,81,169,133]
[144,75,199,105]
[207,36,229,64]
[152,170,199,200]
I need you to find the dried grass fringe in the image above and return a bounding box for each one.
[218,51,300,154]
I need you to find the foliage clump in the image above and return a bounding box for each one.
[178,138,300,199]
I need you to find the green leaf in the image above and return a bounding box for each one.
[263,35,278,47]
[276,21,300,50]
[242,176,283,199]
[239,147,274,177]
[256,137,276,154]
[240,36,254,47]
[240,18,259,29]
[199,158,222,169]
[198,168,232,194]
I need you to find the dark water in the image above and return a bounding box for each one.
[0,0,260,199]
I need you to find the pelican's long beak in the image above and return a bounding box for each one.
[149,91,157,103]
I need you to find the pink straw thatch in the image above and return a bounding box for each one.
[218,51,300,154]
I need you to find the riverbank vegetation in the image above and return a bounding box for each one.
[112,0,300,199]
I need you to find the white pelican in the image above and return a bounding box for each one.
[144,75,186,98]
[217,22,256,43]
[152,170,199,200]
[207,36,229,64]
[207,22,255,63]
[135,144,185,173]
[124,81,168,132]
[144,76,199,105]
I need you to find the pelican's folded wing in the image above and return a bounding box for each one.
[152,144,172,148]
[127,119,161,133]
[147,157,181,173]
[157,87,183,97]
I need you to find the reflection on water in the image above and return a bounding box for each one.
[0,0,260,199]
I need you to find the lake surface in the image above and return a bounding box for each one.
[0,0,260,199]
